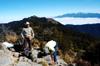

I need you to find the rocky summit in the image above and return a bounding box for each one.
[0,43,69,66]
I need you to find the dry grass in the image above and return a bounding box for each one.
[63,49,76,64]
[5,32,18,43]
[32,38,41,48]
[39,60,49,66]
[58,49,63,58]
[63,53,75,63]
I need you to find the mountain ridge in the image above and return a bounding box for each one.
[65,23,100,38]
[55,12,100,18]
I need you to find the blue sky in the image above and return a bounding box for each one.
[0,0,100,23]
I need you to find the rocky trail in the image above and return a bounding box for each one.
[0,43,69,66]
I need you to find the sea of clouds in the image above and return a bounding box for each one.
[54,17,100,25]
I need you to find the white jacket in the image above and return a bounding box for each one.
[45,40,56,52]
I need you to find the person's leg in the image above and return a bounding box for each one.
[26,38,34,61]
[27,38,32,51]
[24,38,29,49]
[23,38,30,56]
[53,51,57,63]
[53,45,58,63]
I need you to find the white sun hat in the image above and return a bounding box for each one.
[45,40,56,52]
[26,22,30,24]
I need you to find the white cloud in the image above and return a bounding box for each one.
[54,17,100,25]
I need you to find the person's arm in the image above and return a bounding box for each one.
[21,28,24,39]
[31,27,35,38]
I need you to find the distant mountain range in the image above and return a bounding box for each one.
[55,13,100,18]
[65,23,100,38]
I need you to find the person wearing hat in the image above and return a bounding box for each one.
[21,22,34,52]
[44,40,58,65]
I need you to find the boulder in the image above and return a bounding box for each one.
[0,43,15,66]
[0,50,13,66]
[16,62,32,66]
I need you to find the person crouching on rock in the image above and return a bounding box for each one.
[21,22,34,56]
[44,40,58,65]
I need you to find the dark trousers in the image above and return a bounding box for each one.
[24,37,32,51]
[53,51,57,62]
[52,45,58,63]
